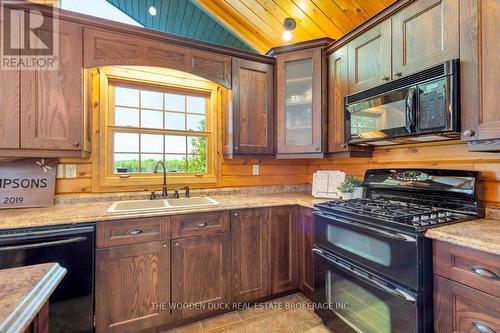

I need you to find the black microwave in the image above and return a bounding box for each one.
[345,60,459,145]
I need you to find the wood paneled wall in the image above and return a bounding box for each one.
[56,141,500,206]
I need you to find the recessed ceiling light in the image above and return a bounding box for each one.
[148,6,157,16]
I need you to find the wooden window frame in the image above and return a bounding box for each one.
[92,67,220,192]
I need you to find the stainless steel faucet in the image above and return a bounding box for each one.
[153,161,168,198]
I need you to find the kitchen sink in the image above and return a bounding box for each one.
[107,197,220,213]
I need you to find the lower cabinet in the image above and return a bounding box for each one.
[434,275,500,332]
[95,242,171,333]
[298,207,314,299]
[231,208,270,302]
[171,233,231,321]
[269,206,298,293]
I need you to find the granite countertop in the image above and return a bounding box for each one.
[425,218,500,256]
[0,263,66,333]
[0,192,325,230]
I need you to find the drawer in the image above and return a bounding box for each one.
[171,211,230,238]
[434,275,500,333]
[433,240,500,297]
[97,217,169,248]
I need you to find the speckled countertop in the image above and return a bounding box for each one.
[0,192,324,230]
[0,263,66,333]
[425,218,500,256]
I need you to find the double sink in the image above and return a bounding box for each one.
[108,197,220,213]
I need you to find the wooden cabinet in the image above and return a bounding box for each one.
[434,275,500,333]
[226,58,274,157]
[461,0,500,151]
[95,242,170,333]
[327,46,372,157]
[269,206,298,293]
[0,17,90,157]
[230,208,270,302]
[347,20,391,93]
[276,47,327,157]
[391,0,459,78]
[433,240,500,333]
[298,207,314,299]
[171,233,230,320]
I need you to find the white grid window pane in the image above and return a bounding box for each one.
[188,136,207,154]
[140,134,163,153]
[165,135,187,154]
[165,112,185,130]
[115,87,139,107]
[114,153,140,173]
[141,110,164,129]
[165,154,186,172]
[115,107,139,127]
[140,154,163,172]
[141,90,163,110]
[165,93,185,112]
[187,114,206,131]
[187,96,206,114]
[114,132,139,152]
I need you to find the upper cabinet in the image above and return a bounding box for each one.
[226,58,275,157]
[347,20,392,93]
[347,0,459,93]
[0,16,90,158]
[461,0,500,151]
[391,0,459,78]
[274,42,329,158]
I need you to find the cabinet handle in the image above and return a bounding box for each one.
[234,146,239,150]
[469,266,499,280]
[162,243,168,248]
[393,71,402,77]
[233,212,238,217]
[314,146,320,151]
[174,242,180,247]
[195,221,209,228]
[72,142,80,147]
[382,75,390,81]
[472,321,497,333]
[341,143,348,149]
[126,228,143,236]
[463,129,476,137]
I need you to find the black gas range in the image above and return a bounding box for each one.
[313,169,480,333]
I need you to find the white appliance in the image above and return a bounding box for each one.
[312,170,346,199]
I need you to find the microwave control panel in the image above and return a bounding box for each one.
[418,78,447,131]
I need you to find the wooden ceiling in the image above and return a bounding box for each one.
[194,0,397,53]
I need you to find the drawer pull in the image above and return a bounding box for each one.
[470,266,499,280]
[126,229,143,236]
[472,321,497,333]
[195,221,209,228]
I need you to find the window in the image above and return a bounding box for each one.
[110,84,210,174]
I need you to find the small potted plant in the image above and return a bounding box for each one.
[337,176,364,200]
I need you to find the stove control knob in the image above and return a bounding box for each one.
[412,216,420,223]
[445,211,452,217]
[420,221,430,226]
[421,215,429,221]
[438,212,446,218]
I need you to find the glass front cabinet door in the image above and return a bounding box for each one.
[276,46,327,157]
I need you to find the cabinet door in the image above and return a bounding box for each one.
[328,47,349,153]
[298,207,314,299]
[0,70,20,149]
[392,0,459,77]
[277,48,324,155]
[461,0,500,146]
[231,209,270,302]
[171,233,230,320]
[231,58,274,155]
[347,20,391,93]
[20,19,83,150]
[269,206,298,294]
[95,242,170,333]
[434,275,500,333]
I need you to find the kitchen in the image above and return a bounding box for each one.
[0,0,499,332]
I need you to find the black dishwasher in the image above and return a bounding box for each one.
[0,224,95,333]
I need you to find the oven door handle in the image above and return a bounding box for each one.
[405,87,416,133]
[315,212,416,242]
[313,248,417,303]
[0,237,88,251]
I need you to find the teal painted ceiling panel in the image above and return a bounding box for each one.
[106,0,256,52]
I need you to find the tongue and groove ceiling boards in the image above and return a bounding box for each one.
[105,0,257,52]
[193,0,397,53]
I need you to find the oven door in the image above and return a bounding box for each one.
[314,211,419,290]
[346,86,416,143]
[314,248,420,333]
